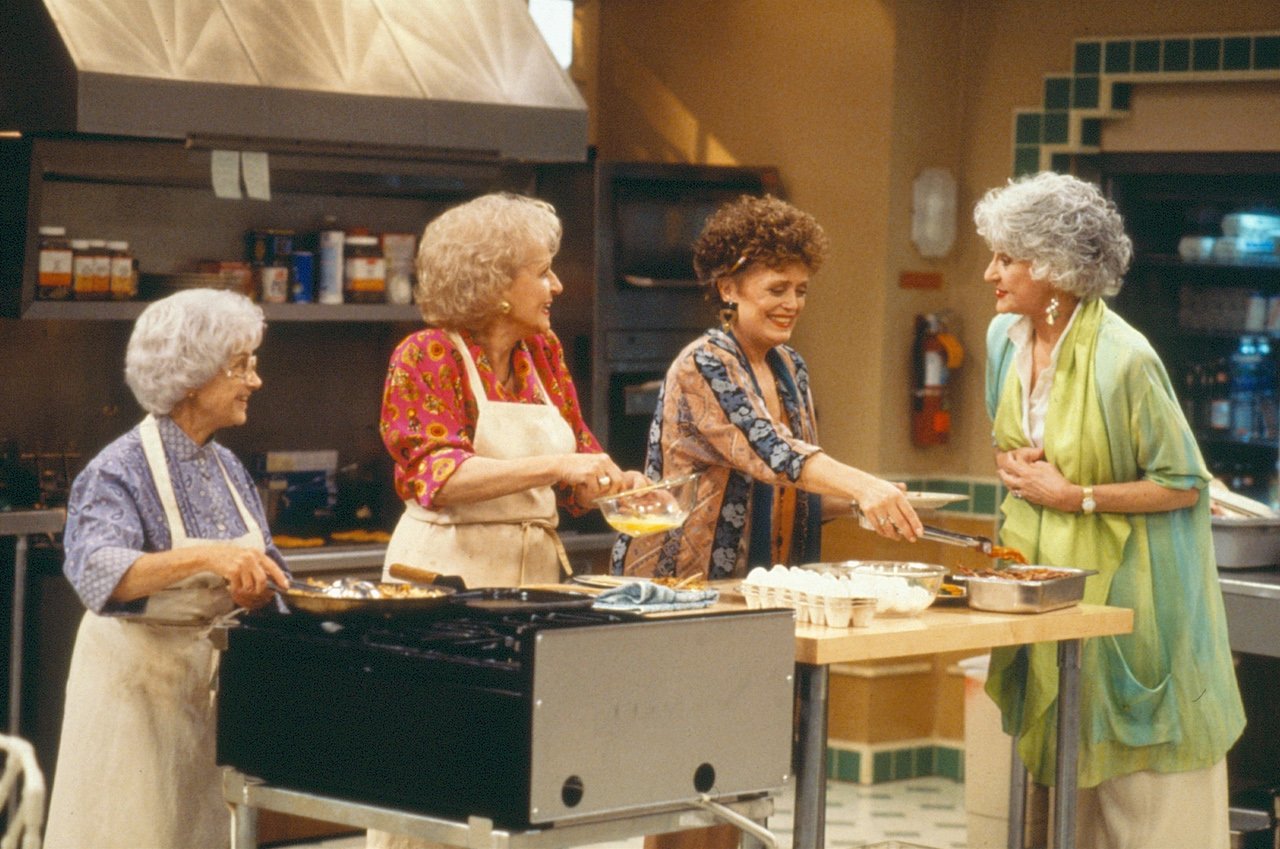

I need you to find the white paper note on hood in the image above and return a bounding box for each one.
[211,149,241,199]
[241,151,271,201]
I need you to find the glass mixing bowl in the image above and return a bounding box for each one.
[594,472,701,536]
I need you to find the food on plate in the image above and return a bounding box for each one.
[938,582,965,597]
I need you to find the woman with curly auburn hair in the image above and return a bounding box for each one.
[378,193,645,598]
[978,171,1243,849]
[613,194,921,585]
[46,288,289,849]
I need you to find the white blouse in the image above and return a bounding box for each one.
[1006,305,1080,448]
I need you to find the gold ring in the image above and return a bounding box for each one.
[597,475,611,487]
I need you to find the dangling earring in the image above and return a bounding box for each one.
[718,302,738,331]
[498,300,511,315]
[1045,295,1060,326]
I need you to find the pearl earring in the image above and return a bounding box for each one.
[1045,296,1060,326]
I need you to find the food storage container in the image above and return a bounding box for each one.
[1211,516,1280,569]
[963,565,1097,614]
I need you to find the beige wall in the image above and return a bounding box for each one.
[587,0,1280,478]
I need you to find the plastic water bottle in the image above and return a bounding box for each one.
[1231,336,1263,441]
[1254,336,1277,440]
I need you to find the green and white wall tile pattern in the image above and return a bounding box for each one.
[1012,31,1280,175]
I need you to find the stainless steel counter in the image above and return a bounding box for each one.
[1219,568,1280,659]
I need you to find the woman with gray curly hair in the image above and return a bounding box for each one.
[45,288,288,849]
[379,193,644,592]
[978,171,1243,849]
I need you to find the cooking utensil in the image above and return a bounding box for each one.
[278,578,455,618]
[921,524,994,555]
[920,525,1030,564]
[387,562,468,591]
[449,587,598,614]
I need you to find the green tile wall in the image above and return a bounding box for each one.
[1011,31,1280,176]
[830,743,965,784]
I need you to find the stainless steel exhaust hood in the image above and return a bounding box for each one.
[1,0,588,162]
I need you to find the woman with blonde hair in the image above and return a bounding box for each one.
[380,192,644,587]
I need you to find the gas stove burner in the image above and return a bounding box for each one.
[357,607,638,669]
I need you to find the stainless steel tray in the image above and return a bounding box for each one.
[963,565,1098,614]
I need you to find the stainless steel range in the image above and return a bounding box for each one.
[216,603,795,829]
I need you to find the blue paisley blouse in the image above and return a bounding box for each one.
[63,416,286,614]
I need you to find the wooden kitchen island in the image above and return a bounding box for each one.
[789,602,1134,849]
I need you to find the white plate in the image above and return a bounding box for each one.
[906,491,968,511]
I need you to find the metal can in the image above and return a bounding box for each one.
[259,265,289,304]
[290,251,315,303]
[246,228,294,266]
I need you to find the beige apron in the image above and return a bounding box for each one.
[44,415,264,849]
[371,336,576,849]
[382,332,575,588]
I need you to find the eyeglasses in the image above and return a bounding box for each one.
[223,355,259,382]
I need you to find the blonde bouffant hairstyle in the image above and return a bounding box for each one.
[415,193,562,329]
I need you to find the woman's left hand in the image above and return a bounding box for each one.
[997,447,1073,510]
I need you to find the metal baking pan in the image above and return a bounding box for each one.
[1210,516,1280,569]
[963,565,1098,614]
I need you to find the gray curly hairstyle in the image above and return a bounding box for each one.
[973,171,1132,300]
[125,289,265,415]
[415,193,562,329]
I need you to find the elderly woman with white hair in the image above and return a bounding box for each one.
[44,288,288,849]
[379,192,644,590]
[977,171,1244,849]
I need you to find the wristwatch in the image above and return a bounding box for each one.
[1081,485,1097,515]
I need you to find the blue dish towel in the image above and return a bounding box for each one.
[593,581,719,612]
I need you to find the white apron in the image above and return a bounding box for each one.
[44,415,264,849]
[382,332,576,588]
[371,336,576,849]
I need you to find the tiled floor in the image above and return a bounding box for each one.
[289,776,968,849]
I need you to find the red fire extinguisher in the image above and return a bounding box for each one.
[911,313,963,446]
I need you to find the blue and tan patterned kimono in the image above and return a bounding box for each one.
[611,328,824,579]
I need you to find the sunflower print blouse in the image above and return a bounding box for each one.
[380,327,602,510]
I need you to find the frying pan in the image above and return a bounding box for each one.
[278,577,455,618]
[448,587,597,614]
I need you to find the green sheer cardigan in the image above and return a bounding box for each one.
[983,298,1244,787]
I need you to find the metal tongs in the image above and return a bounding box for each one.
[920,524,995,556]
